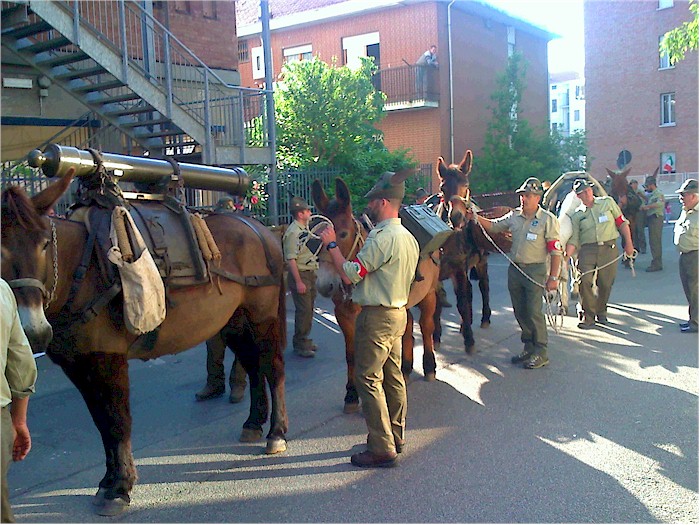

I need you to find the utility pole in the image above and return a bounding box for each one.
[260,0,278,225]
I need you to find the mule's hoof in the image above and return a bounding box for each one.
[480,321,490,329]
[343,402,360,414]
[265,438,287,455]
[240,427,263,442]
[96,496,129,517]
[424,372,436,381]
[92,487,107,507]
[433,341,441,351]
[465,345,476,355]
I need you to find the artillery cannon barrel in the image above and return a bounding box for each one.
[27,144,250,195]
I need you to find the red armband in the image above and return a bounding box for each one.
[615,215,626,227]
[547,239,562,253]
[352,257,368,278]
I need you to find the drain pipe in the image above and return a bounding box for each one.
[447,0,456,161]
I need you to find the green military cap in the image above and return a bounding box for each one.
[365,170,412,201]
[644,176,657,188]
[573,178,593,194]
[215,196,235,211]
[289,195,310,213]
[676,178,698,194]
[415,187,429,199]
[515,177,544,195]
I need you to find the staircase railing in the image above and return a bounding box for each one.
[50,0,270,161]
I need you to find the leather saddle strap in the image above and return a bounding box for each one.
[209,266,278,287]
[230,214,280,278]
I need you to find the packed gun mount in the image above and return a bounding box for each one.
[28,144,250,196]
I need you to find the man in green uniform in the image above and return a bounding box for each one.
[195,197,248,402]
[1,279,38,523]
[673,179,699,333]
[629,179,647,253]
[566,179,635,329]
[319,170,419,468]
[641,176,665,272]
[283,196,319,358]
[469,177,561,369]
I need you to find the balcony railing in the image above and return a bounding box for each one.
[374,65,439,111]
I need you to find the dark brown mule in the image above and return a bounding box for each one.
[1,171,288,516]
[311,177,439,414]
[605,166,646,266]
[432,150,511,354]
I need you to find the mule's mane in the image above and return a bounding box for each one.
[1,186,45,232]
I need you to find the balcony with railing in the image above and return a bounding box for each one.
[373,65,439,111]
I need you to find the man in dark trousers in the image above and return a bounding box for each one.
[673,179,699,333]
[319,170,419,468]
[641,176,665,272]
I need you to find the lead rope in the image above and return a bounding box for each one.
[45,218,59,310]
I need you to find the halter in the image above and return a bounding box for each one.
[7,218,59,310]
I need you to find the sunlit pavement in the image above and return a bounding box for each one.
[10,224,697,523]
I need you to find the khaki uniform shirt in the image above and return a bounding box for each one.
[282,220,319,272]
[1,279,38,408]
[674,203,699,253]
[342,218,419,308]
[645,188,665,218]
[568,196,628,248]
[490,206,562,264]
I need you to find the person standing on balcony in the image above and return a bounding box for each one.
[415,45,438,99]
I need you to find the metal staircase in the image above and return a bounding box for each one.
[1,0,273,166]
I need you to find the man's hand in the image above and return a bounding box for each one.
[296,281,307,294]
[318,224,336,246]
[545,279,559,292]
[624,244,635,258]
[13,423,31,461]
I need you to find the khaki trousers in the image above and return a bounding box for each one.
[354,306,407,455]
[578,242,618,322]
[289,270,317,352]
[2,406,15,523]
[507,263,548,355]
[647,215,664,269]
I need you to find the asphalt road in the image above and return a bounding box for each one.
[8,224,698,523]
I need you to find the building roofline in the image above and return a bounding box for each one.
[237,0,557,41]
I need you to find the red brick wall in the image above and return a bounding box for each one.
[585,0,698,178]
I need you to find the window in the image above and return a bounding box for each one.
[283,44,312,64]
[660,92,675,125]
[660,152,676,173]
[575,85,585,99]
[658,35,673,69]
[202,1,217,19]
[574,110,580,122]
[551,84,557,90]
[658,0,673,8]
[174,1,190,14]
[342,32,379,70]
[238,40,250,64]
[551,122,558,133]
[252,46,265,80]
[551,99,558,112]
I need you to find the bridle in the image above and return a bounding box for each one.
[7,218,59,310]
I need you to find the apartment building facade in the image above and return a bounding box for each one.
[584,0,698,181]
[236,0,554,189]
[549,71,585,137]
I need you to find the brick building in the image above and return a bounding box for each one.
[236,0,554,190]
[584,0,698,182]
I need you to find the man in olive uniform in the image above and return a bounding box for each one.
[195,196,248,402]
[629,179,647,253]
[469,177,561,369]
[283,196,319,358]
[673,179,699,333]
[319,170,419,468]
[566,179,635,329]
[641,176,665,272]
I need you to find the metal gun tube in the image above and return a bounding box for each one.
[27,144,250,195]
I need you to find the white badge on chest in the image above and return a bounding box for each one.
[526,232,538,241]
[598,214,609,223]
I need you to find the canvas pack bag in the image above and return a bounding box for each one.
[107,206,166,335]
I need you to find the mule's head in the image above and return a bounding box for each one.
[437,149,473,228]
[1,171,73,352]
[605,166,632,209]
[311,177,360,298]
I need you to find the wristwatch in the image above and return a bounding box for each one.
[326,241,338,250]
[547,275,559,282]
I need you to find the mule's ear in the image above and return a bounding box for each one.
[311,179,329,213]
[335,177,351,210]
[605,167,616,178]
[391,168,415,185]
[459,150,473,175]
[437,157,447,180]
[32,167,75,215]
[621,166,631,178]
[653,166,659,177]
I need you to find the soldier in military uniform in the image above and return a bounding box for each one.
[283,196,319,358]
[195,196,248,402]
[673,179,699,333]
[629,179,647,254]
[641,176,665,272]
[565,179,635,329]
[469,177,562,369]
[319,170,419,468]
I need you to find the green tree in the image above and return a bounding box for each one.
[274,56,415,210]
[553,129,589,173]
[473,53,562,193]
[660,0,698,65]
